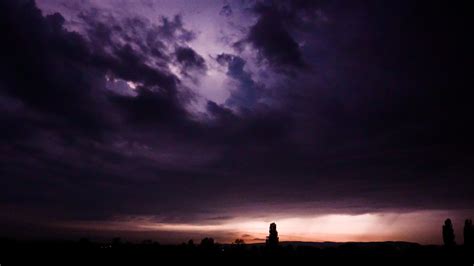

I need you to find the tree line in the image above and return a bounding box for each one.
[442,218,473,247]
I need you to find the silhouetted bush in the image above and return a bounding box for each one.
[464,219,473,247]
[200,237,215,249]
[233,238,245,246]
[443,218,455,247]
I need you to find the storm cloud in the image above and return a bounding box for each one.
[0,0,473,243]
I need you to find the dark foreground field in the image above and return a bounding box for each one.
[1,238,473,265]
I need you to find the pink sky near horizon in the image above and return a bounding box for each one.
[55,210,472,245]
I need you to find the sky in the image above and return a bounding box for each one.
[0,0,473,244]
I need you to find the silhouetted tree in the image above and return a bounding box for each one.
[78,238,91,249]
[231,238,246,252]
[233,238,245,245]
[442,218,455,247]
[141,239,153,245]
[464,219,473,247]
[200,237,215,249]
[112,237,122,248]
[266,222,279,248]
[187,239,195,247]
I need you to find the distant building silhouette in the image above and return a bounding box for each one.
[442,218,455,247]
[266,222,279,248]
[464,219,473,247]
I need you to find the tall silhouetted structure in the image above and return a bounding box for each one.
[464,219,473,247]
[443,218,455,247]
[266,222,279,248]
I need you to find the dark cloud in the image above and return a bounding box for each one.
[216,53,260,109]
[77,11,181,92]
[237,1,328,70]
[242,4,306,69]
[0,1,112,139]
[157,14,195,43]
[220,4,233,17]
[0,0,197,219]
[109,87,189,126]
[175,46,207,75]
